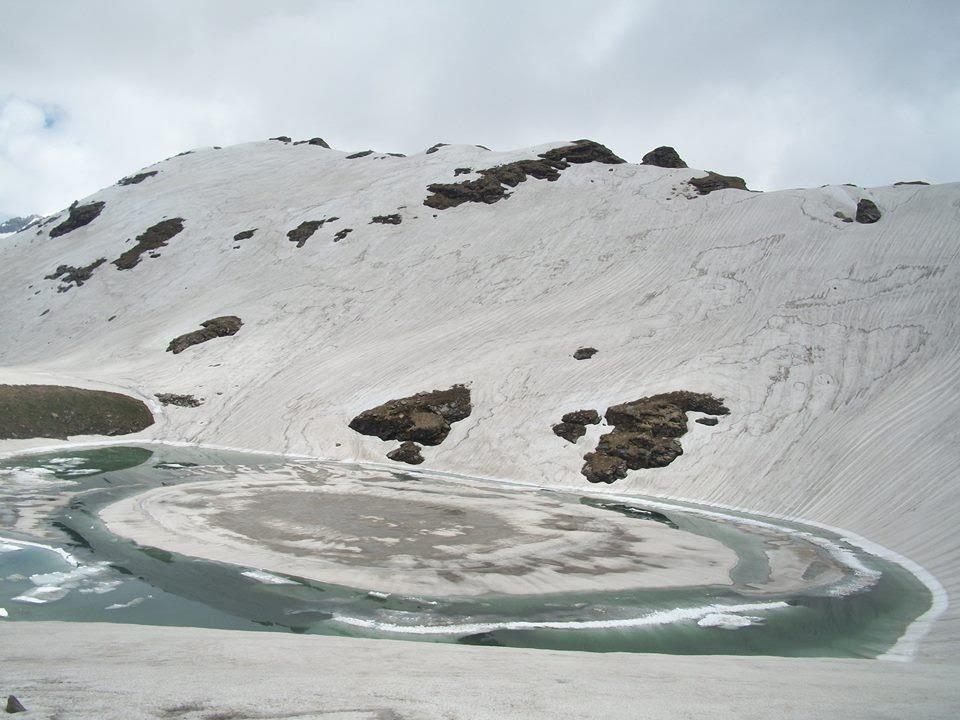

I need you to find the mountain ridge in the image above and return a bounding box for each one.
[1,136,958,658]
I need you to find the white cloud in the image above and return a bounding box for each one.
[0,0,957,215]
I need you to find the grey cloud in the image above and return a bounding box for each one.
[0,0,957,215]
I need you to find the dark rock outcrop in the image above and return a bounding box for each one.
[580,391,729,483]
[553,422,587,443]
[49,200,106,238]
[45,258,107,291]
[349,384,471,447]
[834,211,854,223]
[333,228,353,242]
[856,198,882,224]
[696,416,719,426]
[233,229,256,241]
[425,143,448,154]
[270,136,291,143]
[539,140,625,166]
[346,150,374,159]
[118,170,158,186]
[113,218,185,270]
[155,393,203,407]
[641,146,688,169]
[166,316,243,354]
[5,695,26,713]
[293,137,330,148]
[573,347,597,360]
[0,384,154,440]
[386,441,424,465]
[553,409,601,444]
[563,409,601,425]
[689,172,749,195]
[894,180,929,186]
[370,214,402,225]
[287,220,329,248]
[581,452,628,484]
[454,167,472,176]
[424,140,625,210]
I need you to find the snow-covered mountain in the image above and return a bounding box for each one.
[0,213,40,235]
[1,137,958,658]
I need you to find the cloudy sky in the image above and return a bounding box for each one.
[1,0,958,217]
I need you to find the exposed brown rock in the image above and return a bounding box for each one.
[562,409,600,425]
[346,150,374,159]
[0,385,154,440]
[641,146,688,169]
[113,218,185,270]
[454,167,472,176]
[49,200,106,238]
[293,137,331,148]
[233,229,256,241]
[370,214,402,225]
[155,393,203,407]
[696,416,719,426]
[581,452,628,484]
[45,258,107,291]
[573,347,598,360]
[553,422,587,443]
[349,384,471,448]
[424,140,624,210]
[539,140,625,166]
[386,441,424,465]
[118,170,158,186]
[856,198,882,224]
[287,220,324,248]
[166,316,243,354]
[5,695,26,713]
[333,228,353,242]
[580,391,729,483]
[689,171,749,195]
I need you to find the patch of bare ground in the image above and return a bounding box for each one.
[0,384,154,439]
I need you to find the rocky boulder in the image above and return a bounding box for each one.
[641,146,688,168]
[349,384,471,447]
[386,441,424,465]
[166,316,243,354]
[553,409,601,444]
[688,172,749,195]
[856,198,882,224]
[155,393,203,407]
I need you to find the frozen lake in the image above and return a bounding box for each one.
[0,444,932,656]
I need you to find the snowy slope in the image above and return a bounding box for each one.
[1,139,958,658]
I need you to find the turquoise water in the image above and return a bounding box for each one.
[0,445,932,657]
